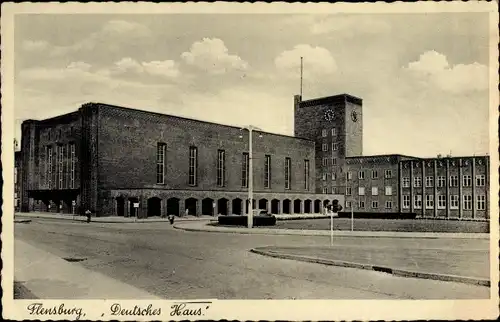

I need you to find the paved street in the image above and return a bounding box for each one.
[14,218,490,299]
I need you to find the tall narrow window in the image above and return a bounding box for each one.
[304,160,310,190]
[264,155,271,188]
[188,146,198,186]
[46,146,53,188]
[60,145,66,188]
[285,157,291,190]
[70,143,75,189]
[476,195,486,210]
[241,153,249,187]
[217,150,225,187]
[156,143,166,184]
[58,145,64,189]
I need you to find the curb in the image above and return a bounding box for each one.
[173,222,489,239]
[250,248,490,288]
[14,219,32,224]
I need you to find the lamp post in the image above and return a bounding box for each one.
[240,125,262,229]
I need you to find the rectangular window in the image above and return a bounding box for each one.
[437,176,446,187]
[414,177,422,188]
[346,171,352,181]
[322,173,328,181]
[323,187,328,194]
[449,175,458,187]
[156,143,166,184]
[332,142,338,151]
[385,186,392,196]
[331,187,337,194]
[304,160,310,190]
[414,195,422,209]
[358,171,365,180]
[476,175,485,186]
[476,195,486,210]
[321,129,327,137]
[189,147,198,186]
[371,187,378,196]
[358,187,365,196]
[331,172,336,181]
[385,170,392,179]
[322,143,328,152]
[346,201,352,208]
[285,157,291,190]
[346,187,352,196]
[372,170,378,179]
[331,158,337,166]
[425,176,434,188]
[438,195,446,209]
[46,146,53,188]
[217,149,226,187]
[359,200,365,209]
[462,175,472,187]
[450,195,459,209]
[385,201,393,209]
[58,145,64,189]
[372,201,379,209]
[402,195,410,209]
[69,143,75,189]
[463,195,472,210]
[331,128,337,136]
[426,195,434,209]
[402,177,410,188]
[264,155,271,188]
[322,158,328,166]
[242,153,249,188]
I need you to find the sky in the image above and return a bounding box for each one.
[14,13,492,157]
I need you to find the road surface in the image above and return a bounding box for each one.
[14,218,489,299]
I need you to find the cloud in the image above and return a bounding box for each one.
[49,20,151,58]
[311,16,391,35]
[22,40,50,52]
[405,50,488,93]
[181,38,249,74]
[107,57,180,79]
[275,44,337,77]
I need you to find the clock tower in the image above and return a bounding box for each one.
[294,93,363,195]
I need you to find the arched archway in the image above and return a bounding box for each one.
[185,198,198,216]
[283,199,291,214]
[314,199,321,214]
[323,199,330,208]
[245,199,257,213]
[232,198,243,215]
[128,197,139,217]
[258,199,268,211]
[167,198,180,217]
[304,199,312,214]
[147,197,162,218]
[271,199,280,214]
[116,197,125,216]
[202,198,214,216]
[217,198,229,215]
[294,199,302,214]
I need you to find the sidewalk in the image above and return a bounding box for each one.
[173,220,490,239]
[15,239,161,299]
[251,246,490,287]
[15,212,216,223]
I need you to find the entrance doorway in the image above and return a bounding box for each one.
[147,197,162,217]
[116,197,125,216]
[202,198,214,216]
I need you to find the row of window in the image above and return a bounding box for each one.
[321,128,337,137]
[46,127,75,140]
[321,143,339,152]
[345,170,393,180]
[402,195,486,210]
[156,144,310,190]
[346,186,393,196]
[402,175,486,188]
[346,200,393,209]
[44,143,76,189]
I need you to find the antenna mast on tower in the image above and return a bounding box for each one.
[300,56,303,98]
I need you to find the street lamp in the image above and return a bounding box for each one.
[239,125,263,228]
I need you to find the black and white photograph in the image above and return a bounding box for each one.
[2,2,499,321]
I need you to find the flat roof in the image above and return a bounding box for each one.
[299,94,363,108]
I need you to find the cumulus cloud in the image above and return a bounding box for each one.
[275,44,337,77]
[311,16,391,35]
[405,50,488,93]
[181,38,249,74]
[108,57,180,79]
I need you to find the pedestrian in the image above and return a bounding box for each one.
[85,209,91,223]
[168,214,175,225]
[185,208,189,217]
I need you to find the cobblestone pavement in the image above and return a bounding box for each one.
[14,218,490,299]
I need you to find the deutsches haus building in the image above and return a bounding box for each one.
[17,92,490,220]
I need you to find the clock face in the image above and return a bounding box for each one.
[323,109,335,122]
[351,110,358,122]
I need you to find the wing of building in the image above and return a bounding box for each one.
[16,93,489,221]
